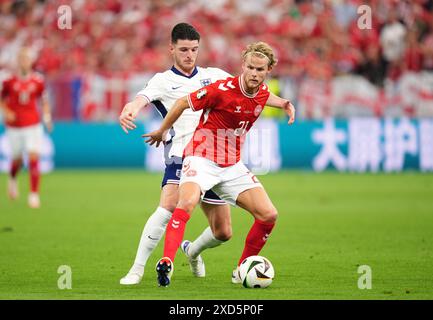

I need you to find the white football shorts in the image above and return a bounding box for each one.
[179,156,263,206]
[6,124,43,158]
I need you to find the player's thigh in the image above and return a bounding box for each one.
[236,186,278,223]
[159,183,179,212]
[201,201,232,241]
[6,128,24,159]
[179,156,221,212]
[177,182,202,214]
[24,124,43,157]
[180,157,220,192]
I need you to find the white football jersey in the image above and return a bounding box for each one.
[136,66,231,158]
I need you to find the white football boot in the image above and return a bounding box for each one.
[181,240,205,277]
[7,178,18,200]
[120,272,142,285]
[28,192,40,209]
[120,263,144,285]
[231,266,242,284]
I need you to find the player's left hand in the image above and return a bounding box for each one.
[284,101,296,125]
[45,120,53,133]
[142,129,166,148]
[119,102,141,133]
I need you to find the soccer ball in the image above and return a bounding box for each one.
[238,255,274,288]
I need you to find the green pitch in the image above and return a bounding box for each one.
[1,170,432,300]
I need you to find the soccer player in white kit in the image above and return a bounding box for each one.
[118,23,233,285]
[0,47,53,209]
[144,41,296,287]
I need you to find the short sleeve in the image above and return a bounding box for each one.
[38,78,45,96]
[187,82,218,112]
[136,73,165,104]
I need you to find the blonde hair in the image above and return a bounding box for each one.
[242,41,278,68]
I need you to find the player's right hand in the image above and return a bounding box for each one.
[284,101,296,125]
[119,102,141,133]
[142,129,166,148]
[4,109,16,123]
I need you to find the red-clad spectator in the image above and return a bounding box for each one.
[422,29,433,70]
[404,29,424,72]
[0,0,431,121]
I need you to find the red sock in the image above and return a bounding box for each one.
[29,159,40,193]
[10,159,21,178]
[163,208,190,262]
[238,219,275,266]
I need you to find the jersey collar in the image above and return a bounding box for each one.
[171,65,198,79]
[17,72,33,81]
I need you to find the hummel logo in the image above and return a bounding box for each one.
[182,161,191,173]
[172,86,182,90]
[172,219,180,229]
[263,233,270,241]
[218,80,235,91]
[234,106,242,113]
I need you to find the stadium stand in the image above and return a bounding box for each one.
[0,0,433,120]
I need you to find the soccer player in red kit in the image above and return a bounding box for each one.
[0,47,53,209]
[144,41,295,286]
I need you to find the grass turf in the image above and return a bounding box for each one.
[0,170,432,299]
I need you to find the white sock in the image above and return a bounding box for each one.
[129,206,172,275]
[188,226,225,259]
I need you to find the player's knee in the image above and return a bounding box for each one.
[160,199,177,213]
[213,226,232,242]
[177,198,198,214]
[260,206,278,224]
[161,204,176,213]
[28,153,39,162]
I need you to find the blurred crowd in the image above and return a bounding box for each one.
[1,0,433,121]
[0,0,432,85]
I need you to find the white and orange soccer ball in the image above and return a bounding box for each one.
[238,255,275,288]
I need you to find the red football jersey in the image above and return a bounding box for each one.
[1,73,45,127]
[185,75,270,167]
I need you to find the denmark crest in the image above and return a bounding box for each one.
[254,105,263,117]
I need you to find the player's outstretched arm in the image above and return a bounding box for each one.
[266,92,296,125]
[119,96,149,134]
[142,96,190,147]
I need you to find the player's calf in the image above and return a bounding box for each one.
[7,178,19,200]
[237,218,276,267]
